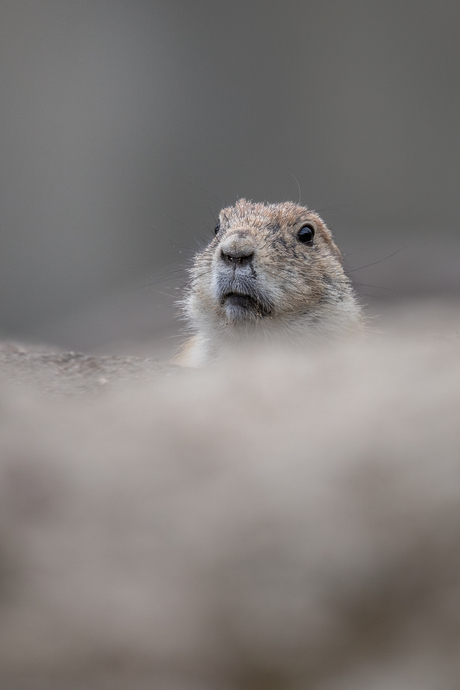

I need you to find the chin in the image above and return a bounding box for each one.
[222,293,271,323]
[225,308,259,324]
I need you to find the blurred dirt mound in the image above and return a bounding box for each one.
[0,302,459,689]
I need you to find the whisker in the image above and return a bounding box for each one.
[127,268,189,291]
[155,290,177,299]
[354,282,406,294]
[350,247,406,272]
[290,174,302,205]
[161,211,192,230]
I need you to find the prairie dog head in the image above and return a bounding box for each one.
[180,199,362,365]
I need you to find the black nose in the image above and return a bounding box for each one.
[220,249,254,266]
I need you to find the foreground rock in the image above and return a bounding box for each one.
[0,305,459,689]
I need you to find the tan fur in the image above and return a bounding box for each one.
[177,199,363,366]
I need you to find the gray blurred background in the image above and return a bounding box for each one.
[1,0,459,357]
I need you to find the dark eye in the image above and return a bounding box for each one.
[297,223,315,245]
[214,221,220,235]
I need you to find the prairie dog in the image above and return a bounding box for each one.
[177,199,363,366]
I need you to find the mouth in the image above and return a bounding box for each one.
[222,292,272,319]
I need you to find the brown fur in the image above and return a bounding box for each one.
[177,199,362,366]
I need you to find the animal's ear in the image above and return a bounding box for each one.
[330,243,344,264]
[310,213,344,265]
